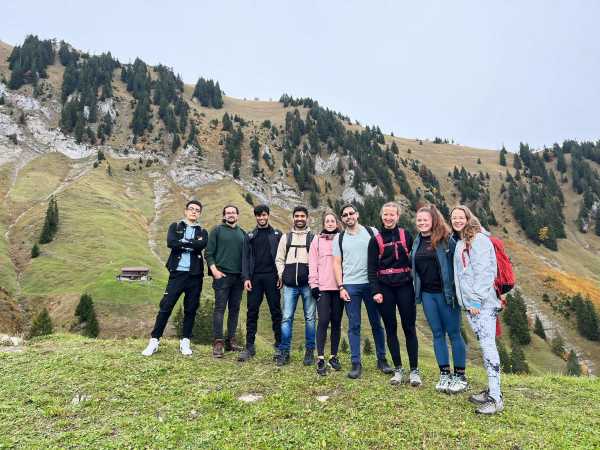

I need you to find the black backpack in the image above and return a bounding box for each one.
[284,231,315,259]
[338,226,375,260]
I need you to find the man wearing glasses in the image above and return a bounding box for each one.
[206,205,247,358]
[333,203,392,378]
[142,200,208,357]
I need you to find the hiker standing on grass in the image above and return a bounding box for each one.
[308,209,343,376]
[451,205,504,415]
[238,204,283,362]
[206,205,247,358]
[367,201,421,387]
[142,200,208,357]
[275,206,316,367]
[333,203,393,379]
[411,204,467,394]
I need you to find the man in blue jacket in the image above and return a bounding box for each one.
[238,204,283,362]
[142,200,208,357]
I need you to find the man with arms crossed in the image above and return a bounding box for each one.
[333,203,393,379]
[142,200,208,357]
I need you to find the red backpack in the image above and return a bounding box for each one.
[374,228,411,277]
[489,236,515,297]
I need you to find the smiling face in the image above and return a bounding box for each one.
[223,206,239,225]
[381,206,399,229]
[255,211,269,228]
[293,211,307,229]
[451,208,467,233]
[340,206,358,228]
[323,214,338,232]
[416,211,433,235]
[185,204,202,222]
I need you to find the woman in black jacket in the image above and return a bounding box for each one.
[368,201,420,387]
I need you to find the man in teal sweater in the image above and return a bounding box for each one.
[206,204,247,358]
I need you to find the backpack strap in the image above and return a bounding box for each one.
[365,226,375,239]
[375,233,385,258]
[285,231,314,259]
[306,231,315,250]
[398,228,409,256]
[338,230,345,261]
[285,232,293,259]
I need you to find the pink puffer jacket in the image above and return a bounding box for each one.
[308,233,339,291]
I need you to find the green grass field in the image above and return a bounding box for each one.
[0,334,598,449]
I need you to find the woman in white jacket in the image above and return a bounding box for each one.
[451,205,503,415]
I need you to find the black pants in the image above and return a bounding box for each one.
[377,283,418,369]
[246,272,282,348]
[151,271,202,339]
[212,273,244,340]
[316,290,343,356]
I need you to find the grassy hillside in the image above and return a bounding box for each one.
[0,335,598,449]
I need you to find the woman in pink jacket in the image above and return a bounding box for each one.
[309,209,343,376]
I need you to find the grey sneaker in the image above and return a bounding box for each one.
[447,374,468,394]
[476,396,504,415]
[468,389,490,405]
[435,373,451,393]
[390,367,404,385]
[409,368,422,387]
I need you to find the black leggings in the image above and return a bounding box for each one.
[316,291,343,356]
[377,283,418,369]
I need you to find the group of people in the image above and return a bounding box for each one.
[141,199,504,415]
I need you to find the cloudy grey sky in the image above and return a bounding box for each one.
[2,1,599,151]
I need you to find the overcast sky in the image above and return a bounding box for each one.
[2,1,599,151]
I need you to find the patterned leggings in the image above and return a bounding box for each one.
[466,307,502,402]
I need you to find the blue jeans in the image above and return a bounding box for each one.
[421,291,466,369]
[344,283,387,364]
[280,285,316,352]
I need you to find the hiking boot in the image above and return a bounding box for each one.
[409,368,422,387]
[179,338,192,356]
[272,345,282,362]
[225,337,243,352]
[390,367,405,385]
[377,358,394,374]
[447,374,469,394]
[328,355,342,371]
[238,345,256,362]
[303,348,315,366]
[142,338,159,356]
[476,396,504,415]
[275,350,290,366]
[212,339,225,358]
[469,389,490,405]
[316,358,327,376]
[435,373,452,393]
[347,362,362,379]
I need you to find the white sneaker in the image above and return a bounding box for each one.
[180,338,192,356]
[435,373,451,393]
[142,338,159,356]
[409,368,422,387]
[447,374,469,394]
[390,367,405,385]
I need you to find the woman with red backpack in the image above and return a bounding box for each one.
[411,204,467,395]
[367,202,421,387]
[451,205,504,415]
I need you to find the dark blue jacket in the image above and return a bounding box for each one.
[241,225,282,281]
[411,233,457,306]
[165,221,208,275]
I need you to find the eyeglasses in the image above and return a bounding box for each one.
[341,211,356,218]
[187,208,201,213]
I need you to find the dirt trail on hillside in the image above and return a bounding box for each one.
[148,172,169,264]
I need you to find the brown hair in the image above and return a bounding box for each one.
[450,204,482,247]
[416,204,450,249]
[321,208,341,232]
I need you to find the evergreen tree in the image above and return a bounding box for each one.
[29,308,53,338]
[84,309,100,338]
[363,338,373,355]
[171,133,181,152]
[571,294,599,341]
[31,243,40,258]
[309,190,319,208]
[340,337,349,353]
[499,146,507,166]
[75,293,94,323]
[496,339,511,373]
[222,112,233,132]
[533,315,546,340]
[510,343,529,374]
[565,350,581,376]
[504,291,531,345]
[39,196,59,244]
[191,298,214,344]
[173,305,184,338]
[550,334,565,357]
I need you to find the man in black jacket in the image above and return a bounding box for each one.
[142,200,208,357]
[238,205,283,362]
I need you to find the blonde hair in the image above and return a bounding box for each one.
[321,208,341,232]
[379,201,402,218]
[450,205,482,247]
[416,204,450,249]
